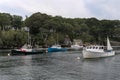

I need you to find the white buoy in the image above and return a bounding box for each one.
[77,57,80,60]
[8,53,10,56]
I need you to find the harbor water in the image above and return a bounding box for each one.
[0,50,120,80]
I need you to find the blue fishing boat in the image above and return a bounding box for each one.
[48,44,67,52]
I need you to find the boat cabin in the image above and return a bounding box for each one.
[51,44,61,49]
[85,45,104,52]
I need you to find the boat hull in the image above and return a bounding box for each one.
[48,48,67,52]
[10,49,45,56]
[82,50,115,58]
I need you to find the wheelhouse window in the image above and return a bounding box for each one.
[93,47,95,49]
[96,47,98,49]
[99,47,103,49]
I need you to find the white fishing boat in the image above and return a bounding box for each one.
[82,37,115,58]
[71,43,83,50]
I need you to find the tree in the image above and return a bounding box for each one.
[11,15,23,30]
[25,12,51,35]
[0,13,12,30]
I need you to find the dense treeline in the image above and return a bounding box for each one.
[0,12,120,48]
[0,13,26,48]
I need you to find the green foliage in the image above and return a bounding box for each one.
[25,12,51,35]
[24,12,120,45]
[0,13,12,30]
[46,35,56,45]
[11,15,23,30]
[0,30,27,48]
[1,12,120,48]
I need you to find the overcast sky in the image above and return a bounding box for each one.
[0,0,120,20]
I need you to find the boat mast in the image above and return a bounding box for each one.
[27,27,31,45]
[28,27,29,45]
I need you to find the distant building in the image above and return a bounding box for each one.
[72,39,83,45]
[64,35,71,45]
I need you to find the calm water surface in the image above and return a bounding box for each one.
[0,51,120,80]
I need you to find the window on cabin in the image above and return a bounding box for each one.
[99,47,103,49]
[102,47,103,49]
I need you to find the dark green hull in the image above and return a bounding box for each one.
[10,49,45,56]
